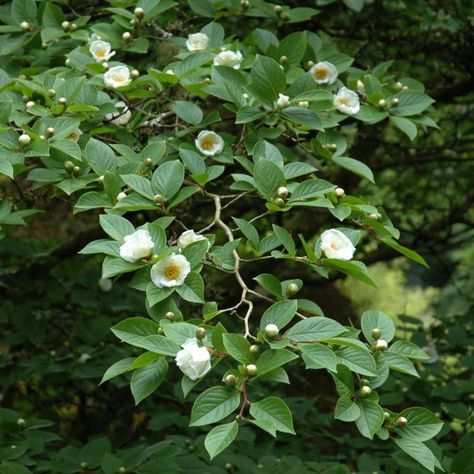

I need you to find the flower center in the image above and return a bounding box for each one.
[165,264,181,280]
[315,68,328,79]
[331,242,338,250]
[114,75,126,83]
[338,97,349,106]
[201,137,215,150]
[96,49,106,58]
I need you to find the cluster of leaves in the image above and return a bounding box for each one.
[0,0,456,470]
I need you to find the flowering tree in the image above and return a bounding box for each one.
[0,0,444,470]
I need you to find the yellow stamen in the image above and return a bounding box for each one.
[315,68,328,79]
[165,264,181,280]
[200,137,215,150]
[331,242,338,250]
[96,50,106,58]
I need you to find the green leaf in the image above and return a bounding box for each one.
[134,335,181,356]
[335,396,361,421]
[361,310,395,343]
[388,341,430,360]
[384,352,419,377]
[85,138,117,175]
[255,349,298,378]
[146,284,175,307]
[332,156,375,183]
[322,259,378,288]
[254,274,282,297]
[260,300,297,332]
[394,439,436,473]
[355,400,385,439]
[391,91,435,117]
[102,256,143,278]
[222,333,253,364]
[233,217,260,247]
[235,106,266,124]
[300,343,337,371]
[390,116,417,141]
[395,407,443,442]
[190,386,241,426]
[100,358,134,384]
[151,160,185,200]
[211,323,227,352]
[182,240,209,268]
[130,358,168,405]
[162,322,196,345]
[111,317,160,346]
[172,100,203,125]
[99,214,135,241]
[281,107,322,131]
[121,175,154,200]
[249,55,286,103]
[176,272,205,303]
[272,224,296,254]
[336,347,377,376]
[276,31,307,66]
[254,159,286,200]
[380,237,429,268]
[11,0,37,23]
[286,317,345,342]
[249,397,295,434]
[204,421,239,460]
[289,179,335,201]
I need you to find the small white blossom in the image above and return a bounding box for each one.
[213,50,243,69]
[186,32,209,51]
[276,93,290,108]
[89,40,116,62]
[119,229,154,263]
[175,338,211,381]
[116,192,127,201]
[150,253,191,288]
[195,130,224,156]
[104,65,132,88]
[178,230,209,249]
[106,101,132,126]
[309,61,338,85]
[320,229,356,260]
[333,87,360,115]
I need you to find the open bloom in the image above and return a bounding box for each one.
[333,87,360,115]
[195,130,224,156]
[213,50,243,69]
[320,229,356,260]
[178,230,209,249]
[175,338,211,381]
[89,40,116,62]
[150,253,190,288]
[104,65,131,88]
[309,61,338,85]
[186,32,209,51]
[106,101,132,126]
[119,229,154,262]
[277,93,290,108]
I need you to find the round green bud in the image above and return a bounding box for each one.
[378,99,386,107]
[273,197,285,207]
[245,364,257,376]
[372,339,388,352]
[122,31,132,41]
[46,127,55,137]
[402,85,409,91]
[80,462,88,469]
[131,69,140,79]
[391,98,399,106]
[368,213,379,220]
[306,60,315,68]
[26,100,35,108]
[64,161,75,172]
[384,411,390,421]
[118,468,127,474]
[360,378,370,386]
[277,186,288,198]
[65,58,71,67]
[249,344,259,354]
[225,374,237,386]
[273,5,282,13]
[286,282,299,296]
[195,327,206,340]
[394,81,403,90]
[395,416,407,428]
[70,23,78,31]
[359,386,372,398]
[298,100,309,108]
[157,327,164,335]
[371,327,381,339]
[225,463,233,472]
[153,194,164,205]
[58,97,67,106]
[279,55,288,65]
[145,158,153,166]
[47,89,56,97]
[281,13,290,21]
[72,166,81,177]
[16,418,25,427]
[134,7,145,18]
[61,21,70,31]
[97,175,104,184]
[20,21,31,31]
[165,311,175,320]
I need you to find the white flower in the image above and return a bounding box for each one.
[175,338,211,381]
[333,87,360,115]
[265,324,279,337]
[309,61,338,85]
[195,130,224,156]
[119,229,154,263]
[178,230,209,249]
[213,50,243,69]
[150,253,191,288]
[89,40,116,62]
[320,229,356,260]
[276,93,290,108]
[66,128,82,141]
[104,65,132,88]
[106,101,132,126]
[186,32,209,51]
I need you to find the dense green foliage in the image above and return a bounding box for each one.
[0,0,473,473]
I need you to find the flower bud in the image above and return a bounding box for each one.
[384,411,391,421]
[70,23,78,31]
[368,213,379,220]
[372,339,388,352]
[118,468,126,474]
[334,187,345,197]
[273,5,282,13]
[286,282,299,296]
[97,175,104,184]
[371,327,381,339]
[195,327,206,340]
[277,186,288,198]
[306,60,315,68]
[64,161,75,173]
[46,127,55,137]
[22,95,29,101]
[130,18,137,26]
[378,99,386,107]
[42,42,47,48]
[391,98,399,106]
[16,418,25,427]
[395,416,407,428]
[225,374,237,386]
[134,7,145,18]
[157,327,164,335]
[394,81,403,90]
[359,386,372,398]
[281,13,290,21]
[153,194,164,205]
[245,364,257,376]
[26,101,35,108]
[58,97,67,106]
[20,21,31,31]
[18,133,30,145]
[131,69,140,79]
[402,85,409,91]
[47,89,56,97]
[72,166,81,177]
[273,197,285,207]
[298,101,309,108]
[264,323,279,338]
[39,135,45,140]
[116,191,127,201]
[165,311,175,320]
[80,462,88,469]
[242,93,249,99]
[145,158,153,167]
[279,55,287,65]
[122,31,132,41]
[249,344,259,354]
[61,21,70,31]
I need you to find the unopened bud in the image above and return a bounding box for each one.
[306,60,315,68]
[225,374,237,386]
[130,18,137,26]
[47,89,56,97]
[157,327,164,335]
[122,31,132,41]
[145,158,153,166]
[39,135,45,140]
[195,327,206,340]
[368,213,379,220]
[97,175,104,184]
[58,97,67,106]
[19,134,31,145]
[118,468,126,474]
[134,7,145,18]
[245,364,257,376]
[394,81,403,90]
[165,311,175,320]
[277,186,288,198]
[20,21,31,31]
[359,386,372,398]
[131,69,140,79]
[279,55,287,65]
[273,197,285,207]
[153,194,164,205]
[298,101,309,108]
[286,282,299,296]
[116,191,127,201]
[391,98,399,106]
[242,93,249,99]
[65,58,71,67]
[395,416,408,428]
[61,21,70,31]
[64,161,74,172]
[80,462,88,469]
[371,328,381,339]
[378,99,386,107]
[16,418,25,427]
[372,339,388,352]
[26,101,35,108]
[72,166,81,177]
[273,5,282,13]
[22,95,29,101]
[384,411,391,421]
[249,344,259,354]
[70,23,77,31]
[46,127,55,137]
[402,85,409,91]
[281,13,290,21]
[264,323,279,338]
[334,187,345,197]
